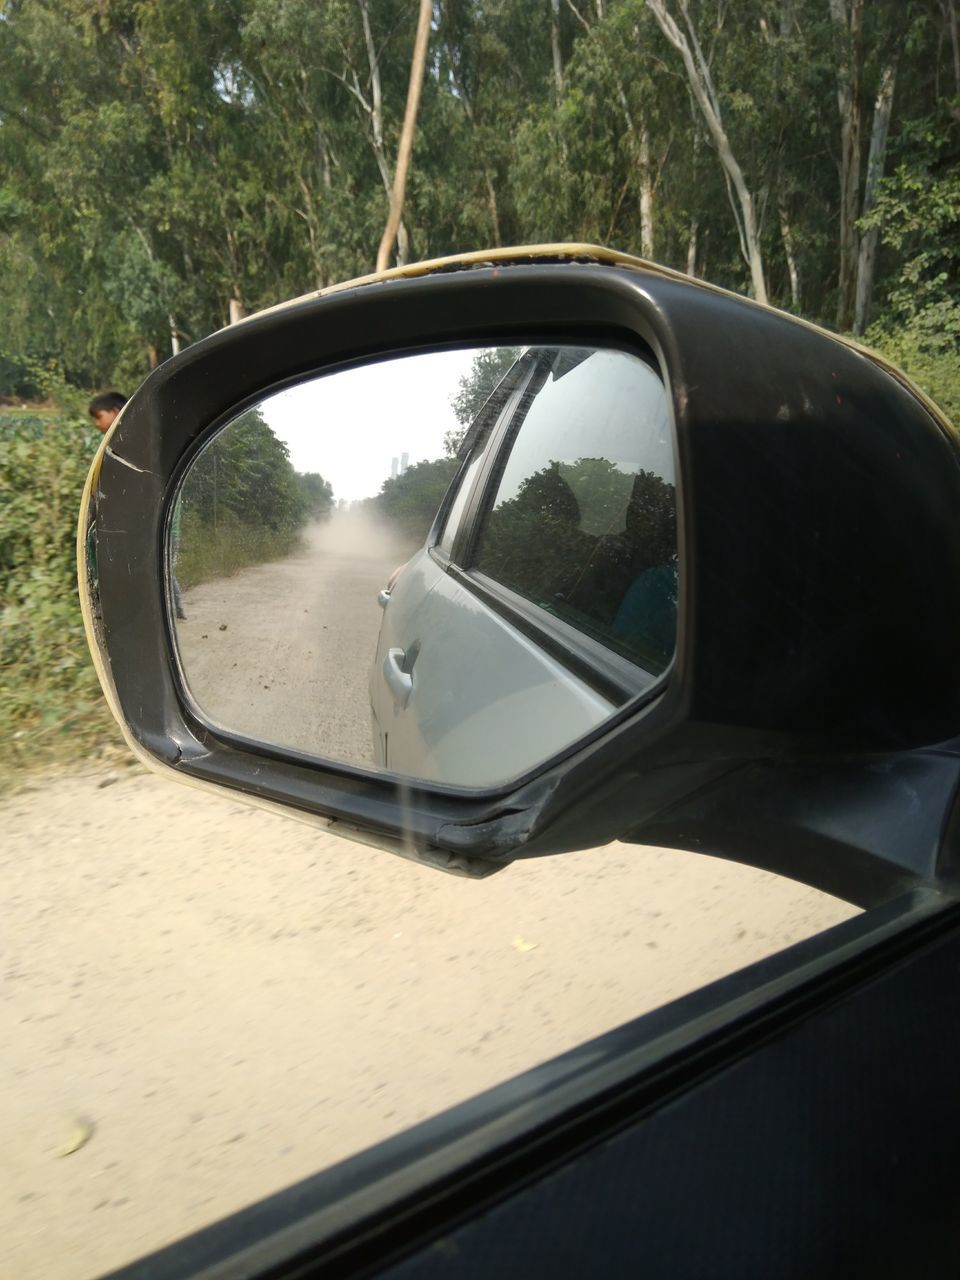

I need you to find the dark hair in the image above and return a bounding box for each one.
[89,391,128,416]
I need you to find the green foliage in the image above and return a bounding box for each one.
[298,471,335,519]
[863,155,960,423]
[867,302,960,426]
[0,0,956,377]
[373,456,460,549]
[0,413,117,773]
[174,511,306,591]
[175,408,312,587]
[864,161,960,319]
[183,408,308,532]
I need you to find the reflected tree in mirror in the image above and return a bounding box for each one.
[174,406,324,591]
[479,461,677,672]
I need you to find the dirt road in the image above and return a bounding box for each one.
[176,512,408,766]
[2,760,856,1279]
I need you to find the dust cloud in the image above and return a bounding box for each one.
[307,505,417,562]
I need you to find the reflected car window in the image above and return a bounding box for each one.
[472,348,678,673]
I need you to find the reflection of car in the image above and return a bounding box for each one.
[369,345,678,787]
[82,246,960,1279]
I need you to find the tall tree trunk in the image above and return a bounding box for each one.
[377,0,432,272]
[829,0,865,331]
[854,58,897,336]
[360,0,409,267]
[647,0,768,303]
[778,199,801,310]
[639,122,655,259]
[444,40,502,246]
[485,175,502,247]
[686,220,699,276]
[613,81,656,260]
[319,129,333,191]
[944,0,960,98]
[550,0,564,97]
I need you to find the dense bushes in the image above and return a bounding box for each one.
[0,413,115,772]
[370,456,460,550]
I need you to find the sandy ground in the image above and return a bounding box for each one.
[2,759,857,1279]
[175,514,407,766]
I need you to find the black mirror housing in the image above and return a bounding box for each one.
[80,247,960,903]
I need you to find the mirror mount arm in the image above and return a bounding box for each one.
[616,751,960,910]
[441,740,960,910]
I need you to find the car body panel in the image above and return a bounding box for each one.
[368,343,676,787]
[370,549,615,787]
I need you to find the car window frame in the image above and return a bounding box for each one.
[438,340,675,705]
[429,351,538,569]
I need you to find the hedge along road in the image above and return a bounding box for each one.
[175,509,410,767]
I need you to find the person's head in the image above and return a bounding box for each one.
[89,391,128,434]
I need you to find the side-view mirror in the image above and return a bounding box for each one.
[168,342,675,786]
[80,245,960,907]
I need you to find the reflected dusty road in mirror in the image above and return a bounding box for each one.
[175,509,410,764]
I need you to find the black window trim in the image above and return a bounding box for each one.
[429,351,537,559]
[447,352,550,572]
[441,340,675,708]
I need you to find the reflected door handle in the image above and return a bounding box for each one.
[384,648,414,709]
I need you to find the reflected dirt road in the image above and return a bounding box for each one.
[176,510,409,766]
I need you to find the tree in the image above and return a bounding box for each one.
[184,408,308,533]
[298,472,335,519]
[0,0,956,402]
[853,54,898,335]
[373,455,460,547]
[828,0,865,330]
[646,0,768,303]
[863,159,960,420]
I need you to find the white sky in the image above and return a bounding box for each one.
[262,348,480,503]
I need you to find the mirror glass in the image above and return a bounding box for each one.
[169,344,677,787]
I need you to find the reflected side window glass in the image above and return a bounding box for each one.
[437,354,526,558]
[472,348,678,674]
[437,450,485,558]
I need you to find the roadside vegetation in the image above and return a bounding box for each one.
[0,409,119,778]
[1,395,335,778]
[174,408,333,590]
[175,516,308,593]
